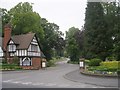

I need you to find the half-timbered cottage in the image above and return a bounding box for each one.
[3,24,45,69]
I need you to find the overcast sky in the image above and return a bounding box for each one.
[0,0,87,34]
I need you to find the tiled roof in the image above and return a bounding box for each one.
[11,33,35,49]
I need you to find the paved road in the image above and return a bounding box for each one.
[1,59,118,88]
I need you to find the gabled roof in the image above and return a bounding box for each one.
[11,33,35,49]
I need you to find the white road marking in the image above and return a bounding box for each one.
[32,82,44,86]
[2,80,12,83]
[44,83,57,87]
[11,81,22,84]
[21,82,32,85]
[4,76,29,81]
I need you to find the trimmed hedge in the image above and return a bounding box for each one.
[100,61,119,72]
[88,58,102,66]
[100,61,118,69]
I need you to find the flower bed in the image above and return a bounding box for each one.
[81,70,118,77]
[82,61,119,77]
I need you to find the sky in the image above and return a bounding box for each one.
[0,0,87,35]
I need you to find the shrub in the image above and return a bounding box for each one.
[2,64,22,70]
[100,61,119,72]
[67,60,79,64]
[88,61,119,72]
[106,56,115,61]
[2,59,7,64]
[85,59,90,65]
[13,56,19,64]
[100,61,118,69]
[88,66,97,71]
[47,60,55,67]
[88,58,102,66]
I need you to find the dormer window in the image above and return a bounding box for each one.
[8,40,16,52]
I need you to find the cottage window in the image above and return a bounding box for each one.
[10,52,16,56]
[8,44,16,52]
[31,44,38,51]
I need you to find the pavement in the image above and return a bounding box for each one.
[64,69,118,87]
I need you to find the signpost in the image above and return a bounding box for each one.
[42,59,46,69]
[79,58,85,72]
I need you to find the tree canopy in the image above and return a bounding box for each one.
[1,2,64,60]
[65,27,80,62]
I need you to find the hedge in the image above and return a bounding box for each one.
[100,61,119,69]
[1,64,22,70]
[88,58,102,66]
[88,61,119,72]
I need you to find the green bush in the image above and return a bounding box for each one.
[88,58,102,66]
[88,66,97,71]
[88,61,119,72]
[106,56,115,61]
[67,60,79,64]
[47,60,55,67]
[100,61,118,69]
[85,59,90,65]
[100,61,119,72]
[2,64,22,70]
[13,56,19,64]
[2,59,7,64]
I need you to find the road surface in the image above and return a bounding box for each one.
[1,59,118,88]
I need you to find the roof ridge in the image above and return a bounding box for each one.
[12,33,35,37]
[11,32,35,49]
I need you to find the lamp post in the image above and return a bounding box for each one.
[79,58,85,72]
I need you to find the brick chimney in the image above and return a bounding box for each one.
[3,24,12,51]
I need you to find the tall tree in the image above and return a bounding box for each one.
[102,2,120,60]
[65,27,80,62]
[41,18,64,60]
[84,2,112,60]
[74,28,84,58]
[113,2,120,60]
